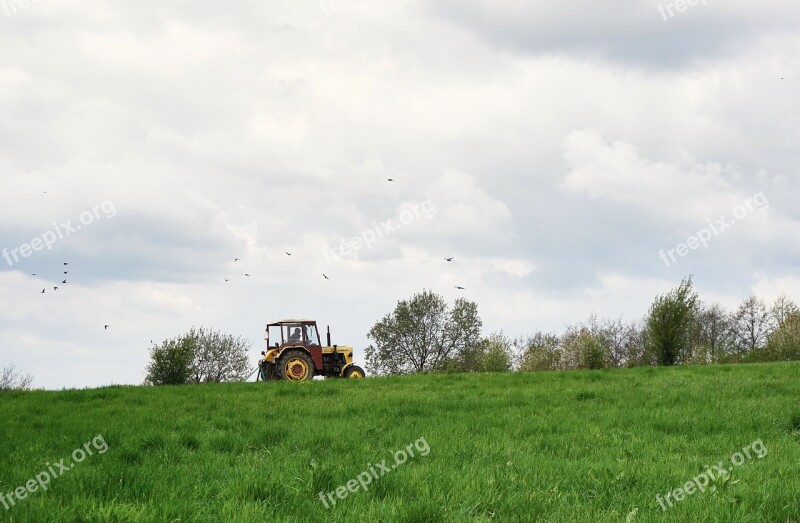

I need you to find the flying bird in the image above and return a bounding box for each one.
[323,274,329,280]
[444,257,454,262]
[53,287,59,291]
[387,178,394,182]
[32,273,36,276]
[245,274,251,277]
[234,258,240,262]
[454,286,465,290]
[104,325,109,330]
[62,279,67,284]
[63,262,68,266]
[224,278,230,282]
[41,289,45,293]
[285,252,292,256]
[64,271,68,275]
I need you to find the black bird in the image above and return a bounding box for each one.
[245,274,251,277]
[387,178,394,182]
[225,278,230,282]
[285,252,292,256]
[444,257,454,262]
[64,271,68,275]
[104,325,109,331]
[455,286,465,290]
[63,262,68,266]
[62,279,67,284]
[53,286,59,291]
[323,274,329,280]
[234,258,240,262]
[41,288,45,293]
[32,273,36,276]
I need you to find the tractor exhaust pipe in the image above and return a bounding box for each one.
[327,325,331,347]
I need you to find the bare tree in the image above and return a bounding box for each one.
[733,296,773,356]
[1,364,34,391]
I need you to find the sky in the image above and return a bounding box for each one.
[1,0,799,389]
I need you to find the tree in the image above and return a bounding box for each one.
[0,364,33,391]
[365,290,482,375]
[645,276,699,366]
[771,294,798,327]
[693,303,735,364]
[518,332,561,372]
[472,332,514,372]
[145,327,251,385]
[188,327,251,383]
[732,296,773,357]
[763,312,800,361]
[145,337,196,385]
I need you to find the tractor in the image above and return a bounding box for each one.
[256,319,366,382]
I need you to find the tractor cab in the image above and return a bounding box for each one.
[257,320,365,382]
[265,321,321,350]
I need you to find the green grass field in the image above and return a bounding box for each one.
[1,363,799,522]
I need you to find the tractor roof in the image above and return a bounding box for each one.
[267,319,317,326]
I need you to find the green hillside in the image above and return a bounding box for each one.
[1,363,799,522]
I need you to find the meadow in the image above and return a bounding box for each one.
[1,363,799,522]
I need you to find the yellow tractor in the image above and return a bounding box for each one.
[257,320,366,382]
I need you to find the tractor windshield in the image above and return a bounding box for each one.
[305,325,320,346]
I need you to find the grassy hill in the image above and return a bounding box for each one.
[1,363,799,522]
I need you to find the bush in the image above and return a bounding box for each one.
[145,327,251,386]
[0,364,33,391]
[145,337,196,385]
[645,277,699,365]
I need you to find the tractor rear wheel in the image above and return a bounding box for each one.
[343,365,365,378]
[277,350,314,382]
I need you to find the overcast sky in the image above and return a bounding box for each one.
[1,0,799,389]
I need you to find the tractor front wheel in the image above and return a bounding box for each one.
[277,350,314,382]
[343,365,365,379]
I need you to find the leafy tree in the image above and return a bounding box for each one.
[762,312,800,361]
[645,276,699,365]
[693,303,735,364]
[0,364,33,391]
[145,337,196,385]
[732,296,773,356]
[518,332,561,372]
[771,294,798,327]
[365,290,482,374]
[188,327,251,383]
[145,327,251,385]
[473,332,514,372]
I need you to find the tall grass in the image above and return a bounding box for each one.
[1,363,799,521]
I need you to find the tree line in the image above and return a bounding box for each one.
[365,278,800,375]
